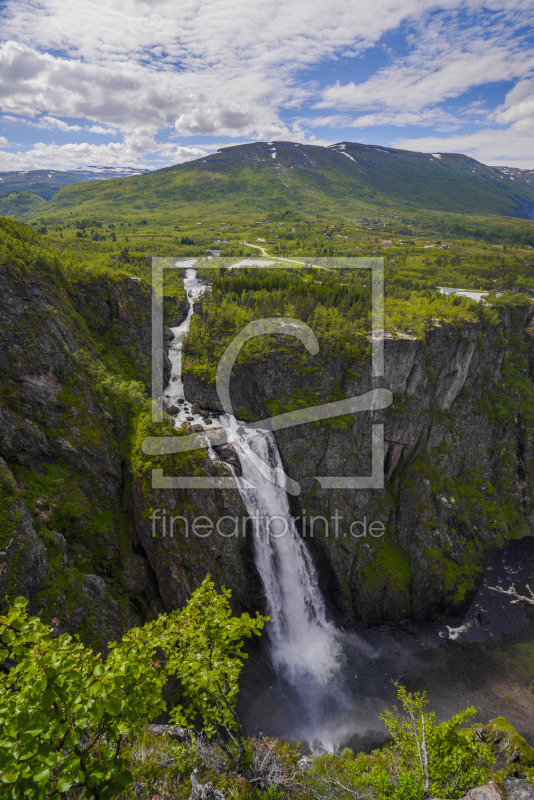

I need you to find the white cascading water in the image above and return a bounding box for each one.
[222,417,343,709]
[164,263,207,429]
[165,265,343,729]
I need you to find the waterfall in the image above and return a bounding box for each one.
[161,267,534,746]
[222,417,343,719]
[164,265,344,732]
[164,263,206,428]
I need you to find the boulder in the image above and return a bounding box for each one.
[503,778,534,799]
[476,611,491,629]
[434,778,534,800]
[147,724,190,742]
[480,718,534,773]
[462,785,501,800]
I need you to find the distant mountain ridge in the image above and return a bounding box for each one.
[0,166,150,200]
[1,142,534,220]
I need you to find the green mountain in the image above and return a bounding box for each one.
[3,141,534,223]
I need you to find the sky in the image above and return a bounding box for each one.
[0,0,533,172]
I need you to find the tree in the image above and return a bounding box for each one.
[381,683,494,799]
[0,579,266,799]
[164,578,266,772]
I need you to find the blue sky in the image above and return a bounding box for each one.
[0,0,533,171]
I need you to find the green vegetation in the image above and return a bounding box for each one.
[2,149,534,800]
[72,349,146,413]
[131,403,210,498]
[4,142,534,224]
[380,684,492,799]
[2,609,531,800]
[0,583,266,799]
[0,459,22,550]
[180,261,532,390]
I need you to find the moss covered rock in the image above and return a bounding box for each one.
[481,717,534,774]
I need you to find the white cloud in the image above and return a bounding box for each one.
[175,102,255,137]
[0,130,210,170]
[0,0,533,167]
[492,77,534,133]
[87,125,117,134]
[0,0,448,69]
[166,145,209,162]
[393,127,534,169]
[38,115,81,131]
[0,40,184,131]
[301,109,460,129]
[317,46,534,114]
[0,136,9,147]
[4,0,522,139]
[391,60,534,169]
[349,110,460,129]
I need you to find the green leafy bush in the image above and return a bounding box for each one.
[0,598,167,799]
[0,470,17,497]
[0,579,266,799]
[381,684,495,799]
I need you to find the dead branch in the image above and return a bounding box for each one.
[488,583,534,605]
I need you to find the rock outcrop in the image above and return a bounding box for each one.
[130,411,261,614]
[0,220,260,638]
[440,779,534,799]
[0,227,168,639]
[183,304,534,621]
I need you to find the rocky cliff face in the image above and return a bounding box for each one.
[3,217,534,637]
[0,223,258,641]
[0,262,142,639]
[183,304,534,622]
[130,411,260,615]
[0,230,172,642]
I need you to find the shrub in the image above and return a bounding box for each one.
[0,470,17,497]
[0,580,266,799]
[381,684,494,799]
